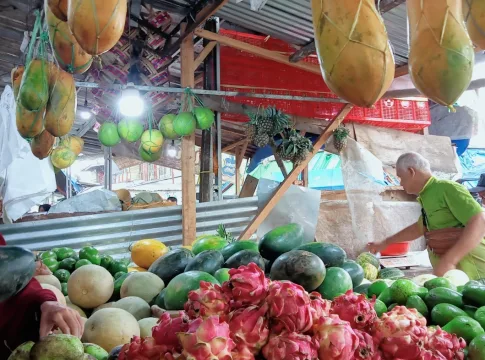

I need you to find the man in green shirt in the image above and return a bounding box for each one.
[368,152,485,279]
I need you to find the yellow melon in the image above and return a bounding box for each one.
[463,0,485,50]
[41,283,67,305]
[67,265,114,309]
[130,239,169,269]
[35,275,62,290]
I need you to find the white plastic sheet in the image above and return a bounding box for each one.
[49,189,121,214]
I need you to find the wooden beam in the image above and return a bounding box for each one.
[394,65,409,78]
[271,145,288,178]
[193,41,217,71]
[240,175,259,198]
[222,138,247,153]
[238,103,354,240]
[181,23,197,246]
[195,29,321,75]
[235,141,248,195]
[302,166,309,187]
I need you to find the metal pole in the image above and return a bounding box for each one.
[108,147,113,190]
[216,17,222,201]
[66,167,72,199]
[103,146,109,189]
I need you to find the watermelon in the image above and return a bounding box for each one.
[297,242,346,268]
[152,288,166,308]
[316,267,353,300]
[339,260,364,288]
[270,250,326,292]
[118,118,144,143]
[164,271,220,310]
[378,267,405,280]
[98,122,121,147]
[220,241,259,261]
[258,223,305,262]
[0,246,36,302]
[148,248,193,284]
[356,252,380,269]
[158,114,179,140]
[184,250,224,275]
[192,236,228,255]
[173,112,196,136]
[194,107,215,130]
[363,263,379,281]
[214,268,230,283]
[353,283,371,296]
[224,250,266,270]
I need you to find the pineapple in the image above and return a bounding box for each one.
[333,126,350,152]
[253,132,270,147]
[246,124,256,141]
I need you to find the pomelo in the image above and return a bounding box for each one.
[194,107,215,130]
[173,112,196,137]
[60,135,84,155]
[118,118,144,143]
[158,114,179,139]
[98,122,121,147]
[140,129,164,153]
[30,334,84,360]
[67,265,114,309]
[50,146,76,169]
[139,144,161,163]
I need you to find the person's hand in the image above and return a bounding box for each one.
[367,241,388,254]
[35,261,52,276]
[39,301,84,338]
[433,258,456,277]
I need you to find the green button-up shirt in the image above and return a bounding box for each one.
[418,176,483,231]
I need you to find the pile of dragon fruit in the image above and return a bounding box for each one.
[118,263,466,360]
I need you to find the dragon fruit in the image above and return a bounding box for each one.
[228,304,269,355]
[118,336,173,360]
[354,329,382,360]
[422,327,466,360]
[265,281,313,334]
[185,281,230,320]
[231,346,256,360]
[222,263,269,309]
[331,290,377,331]
[372,306,428,360]
[312,315,359,360]
[309,292,331,323]
[178,316,235,360]
[261,332,319,360]
[152,312,190,354]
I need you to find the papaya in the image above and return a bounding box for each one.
[18,59,49,111]
[11,66,24,98]
[46,1,93,74]
[50,146,76,169]
[31,130,56,159]
[16,103,45,138]
[311,0,394,107]
[48,0,68,21]
[61,136,84,155]
[67,0,127,55]
[45,65,76,137]
[407,0,474,106]
[463,0,485,50]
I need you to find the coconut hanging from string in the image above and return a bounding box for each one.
[158,114,180,140]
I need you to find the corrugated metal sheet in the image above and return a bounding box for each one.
[217,0,409,65]
[0,197,258,259]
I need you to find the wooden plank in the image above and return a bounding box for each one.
[195,29,322,75]
[180,23,197,246]
[235,146,241,195]
[394,65,409,78]
[239,175,259,198]
[193,41,217,71]
[222,138,247,153]
[271,145,288,178]
[238,103,354,240]
[302,167,309,187]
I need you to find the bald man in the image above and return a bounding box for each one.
[368,152,485,279]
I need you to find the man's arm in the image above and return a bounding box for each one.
[368,221,423,253]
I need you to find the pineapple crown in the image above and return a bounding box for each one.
[247,106,291,136]
[217,224,236,243]
[333,126,350,141]
[279,129,314,158]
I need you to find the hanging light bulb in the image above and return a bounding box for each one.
[119,83,145,117]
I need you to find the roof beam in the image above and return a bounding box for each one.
[289,0,407,63]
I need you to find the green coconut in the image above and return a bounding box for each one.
[173,112,196,137]
[159,114,179,140]
[141,129,164,153]
[138,144,162,163]
[194,107,215,130]
[118,118,144,143]
[98,122,121,147]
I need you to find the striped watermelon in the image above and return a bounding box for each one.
[356,252,380,269]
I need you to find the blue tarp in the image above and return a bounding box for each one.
[459,148,485,188]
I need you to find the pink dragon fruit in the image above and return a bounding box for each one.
[309,292,331,323]
[422,327,466,360]
[228,304,269,356]
[178,316,235,360]
[184,281,230,320]
[231,346,256,360]
[152,312,190,354]
[222,263,269,309]
[261,332,319,360]
[265,281,313,334]
[331,290,377,331]
[354,329,382,360]
[118,336,173,360]
[312,315,359,360]
[372,306,428,360]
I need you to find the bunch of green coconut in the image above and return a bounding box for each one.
[97,106,215,163]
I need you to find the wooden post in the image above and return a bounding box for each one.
[302,167,309,187]
[181,23,197,245]
[238,104,354,240]
[235,140,248,195]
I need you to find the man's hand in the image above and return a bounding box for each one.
[367,241,388,254]
[39,301,84,338]
[35,261,52,276]
[433,258,456,277]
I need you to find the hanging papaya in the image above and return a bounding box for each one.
[463,0,485,50]
[18,59,49,112]
[46,1,93,74]
[16,103,45,139]
[311,0,395,107]
[45,65,76,137]
[60,136,84,155]
[11,66,24,99]
[408,0,475,106]
[67,0,127,55]
[48,0,68,21]
[31,130,56,159]
[50,146,76,169]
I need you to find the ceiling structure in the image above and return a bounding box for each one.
[0,0,409,161]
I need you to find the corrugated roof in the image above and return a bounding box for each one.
[217,0,409,65]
